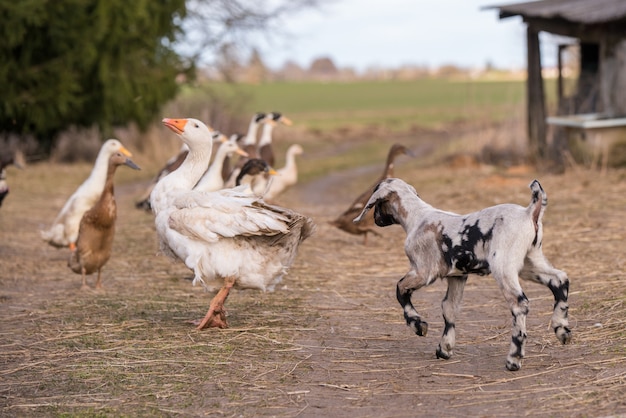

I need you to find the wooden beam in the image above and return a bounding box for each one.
[558,45,565,101]
[523,17,626,42]
[526,25,547,160]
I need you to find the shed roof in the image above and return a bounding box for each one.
[492,0,626,24]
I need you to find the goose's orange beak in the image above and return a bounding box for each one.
[279,116,293,126]
[119,146,132,157]
[162,118,188,135]
[235,149,249,157]
[212,133,228,143]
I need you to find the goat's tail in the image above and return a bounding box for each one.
[528,179,547,232]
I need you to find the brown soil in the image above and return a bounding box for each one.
[1,133,625,417]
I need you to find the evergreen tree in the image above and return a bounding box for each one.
[0,0,191,153]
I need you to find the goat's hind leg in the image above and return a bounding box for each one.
[436,275,468,360]
[396,270,434,337]
[521,250,571,345]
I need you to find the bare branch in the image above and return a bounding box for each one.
[179,0,328,73]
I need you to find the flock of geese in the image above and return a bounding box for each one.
[2,111,414,330]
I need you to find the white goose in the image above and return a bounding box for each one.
[150,118,315,329]
[264,144,304,201]
[135,131,227,211]
[194,135,248,193]
[41,139,132,250]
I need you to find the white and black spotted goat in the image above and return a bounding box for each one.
[354,178,571,371]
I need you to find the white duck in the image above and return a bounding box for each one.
[194,135,248,193]
[68,152,141,290]
[240,112,268,160]
[41,139,132,250]
[225,112,269,187]
[264,144,304,201]
[150,118,315,329]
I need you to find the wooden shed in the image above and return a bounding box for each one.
[489,0,626,167]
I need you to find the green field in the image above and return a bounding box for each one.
[182,78,542,133]
[162,76,567,182]
[167,77,549,182]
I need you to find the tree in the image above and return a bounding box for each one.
[309,57,338,75]
[0,0,190,153]
[182,0,323,78]
[0,0,324,154]
[243,48,269,83]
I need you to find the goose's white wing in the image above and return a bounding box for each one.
[167,189,291,243]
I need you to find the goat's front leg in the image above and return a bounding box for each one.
[520,249,571,345]
[397,270,435,337]
[496,274,530,371]
[436,275,468,360]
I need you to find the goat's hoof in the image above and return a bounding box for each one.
[410,320,428,337]
[506,358,522,371]
[555,326,572,344]
[436,346,451,360]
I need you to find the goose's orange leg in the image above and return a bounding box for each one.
[195,276,236,330]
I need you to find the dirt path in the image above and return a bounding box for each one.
[271,162,626,417]
[1,148,625,417]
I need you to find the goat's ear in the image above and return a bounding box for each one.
[353,181,394,223]
[353,197,379,223]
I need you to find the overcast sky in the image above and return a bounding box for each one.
[256,0,559,72]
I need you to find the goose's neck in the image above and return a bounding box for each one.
[244,122,260,146]
[201,146,228,182]
[181,147,212,187]
[258,124,274,146]
[285,149,298,169]
[151,146,210,214]
[162,146,212,194]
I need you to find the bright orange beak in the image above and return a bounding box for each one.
[235,149,249,157]
[279,116,293,126]
[119,146,132,157]
[162,118,188,135]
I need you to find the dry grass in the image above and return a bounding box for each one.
[1,122,625,417]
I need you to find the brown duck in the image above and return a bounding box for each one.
[330,143,414,245]
[68,152,140,290]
